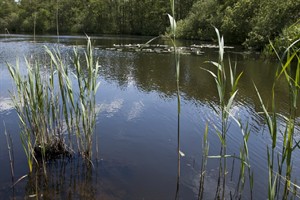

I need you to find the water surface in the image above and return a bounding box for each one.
[0,34,299,199]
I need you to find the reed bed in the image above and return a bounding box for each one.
[3,2,300,198]
[7,37,100,173]
[255,39,300,199]
[201,28,299,199]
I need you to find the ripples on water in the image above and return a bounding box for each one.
[0,35,299,199]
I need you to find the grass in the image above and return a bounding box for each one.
[141,2,182,197]
[7,36,100,173]
[2,4,300,198]
[200,27,253,199]
[4,123,15,183]
[194,30,300,199]
[198,124,209,200]
[255,38,300,199]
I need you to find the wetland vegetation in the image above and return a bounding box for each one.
[0,0,300,199]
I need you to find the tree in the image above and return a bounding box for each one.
[0,0,19,33]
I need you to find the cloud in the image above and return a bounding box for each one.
[0,98,14,113]
[100,99,124,118]
[127,100,144,121]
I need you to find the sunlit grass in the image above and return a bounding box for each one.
[200,27,252,199]
[7,37,100,173]
[255,38,300,199]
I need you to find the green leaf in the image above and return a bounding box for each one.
[167,14,176,36]
[200,67,217,79]
[225,90,238,112]
[205,61,222,71]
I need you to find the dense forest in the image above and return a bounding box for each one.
[1,0,300,50]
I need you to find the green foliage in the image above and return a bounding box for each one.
[221,0,259,43]
[176,0,300,49]
[254,39,300,199]
[1,0,299,50]
[0,0,19,32]
[244,0,300,50]
[176,0,220,40]
[0,0,194,35]
[264,22,300,56]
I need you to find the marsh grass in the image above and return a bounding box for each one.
[200,27,252,199]
[198,124,209,200]
[7,36,100,173]
[4,124,15,183]
[141,1,182,197]
[167,1,183,199]
[255,38,300,199]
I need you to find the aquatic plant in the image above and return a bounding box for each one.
[201,27,252,199]
[198,124,209,200]
[4,124,15,183]
[167,1,182,198]
[141,1,182,197]
[7,37,100,172]
[255,38,300,199]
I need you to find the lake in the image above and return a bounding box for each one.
[0,34,299,199]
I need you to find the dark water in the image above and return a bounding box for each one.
[0,34,299,199]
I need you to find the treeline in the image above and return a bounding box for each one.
[1,0,299,50]
[176,0,300,50]
[0,0,195,35]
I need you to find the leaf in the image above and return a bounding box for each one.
[213,26,224,62]
[179,150,185,157]
[94,82,101,95]
[167,14,176,35]
[205,61,222,71]
[216,130,225,146]
[225,90,238,112]
[254,83,276,148]
[200,67,217,79]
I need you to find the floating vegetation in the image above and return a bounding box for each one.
[104,43,233,56]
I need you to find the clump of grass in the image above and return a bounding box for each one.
[7,37,100,173]
[255,38,300,199]
[201,27,252,199]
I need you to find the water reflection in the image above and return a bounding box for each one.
[0,35,300,199]
[0,98,13,113]
[6,158,136,200]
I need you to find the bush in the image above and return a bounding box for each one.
[176,0,220,40]
[244,0,300,50]
[263,22,300,56]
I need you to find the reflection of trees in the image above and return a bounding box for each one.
[23,158,129,199]
[98,50,297,117]
[24,159,96,199]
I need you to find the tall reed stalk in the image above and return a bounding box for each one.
[201,27,252,199]
[167,0,182,198]
[7,37,100,173]
[4,124,15,183]
[198,124,209,200]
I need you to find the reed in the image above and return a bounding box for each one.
[201,27,252,199]
[198,124,209,200]
[168,1,183,199]
[254,39,300,199]
[7,37,100,173]
[4,123,15,183]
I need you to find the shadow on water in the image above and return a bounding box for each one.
[4,157,136,200]
[1,34,300,199]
